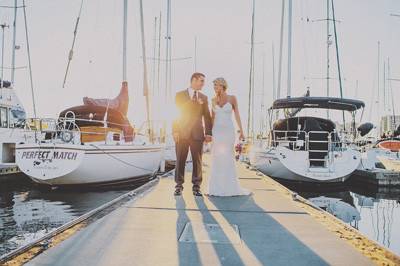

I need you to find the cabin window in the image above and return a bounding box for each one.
[9,108,26,128]
[0,107,8,128]
[113,133,121,141]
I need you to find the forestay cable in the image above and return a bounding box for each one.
[62,0,84,88]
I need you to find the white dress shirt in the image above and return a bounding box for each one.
[187,87,198,99]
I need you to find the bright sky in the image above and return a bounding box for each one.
[1,0,400,133]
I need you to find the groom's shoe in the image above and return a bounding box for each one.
[193,190,203,197]
[174,188,182,196]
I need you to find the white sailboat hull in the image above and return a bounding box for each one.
[358,147,400,172]
[16,143,164,186]
[250,146,360,183]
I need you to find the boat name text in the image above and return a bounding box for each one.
[21,151,78,160]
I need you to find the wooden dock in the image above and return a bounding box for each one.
[8,155,400,265]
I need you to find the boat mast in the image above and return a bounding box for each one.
[62,0,84,88]
[157,12,162,96]
[22,0,37,117]
[260,53,265,135]
[377,41,380,109]
[0,23,8,88]
[122,0,127,81]
[11,0,17,85]
[276,0,285,119]
[151,16,157,95]
[272,44,276,101]
[139,0,152,141]
[331,0,345,127]
[287,0,292,97]
[388,58,397,130]
[247,0,255,139]
[383,60,386,114]
[165,0,172,102]
[326,0,330,118]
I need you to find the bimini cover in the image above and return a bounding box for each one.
[271,97,365,111]
[83,81,129,116]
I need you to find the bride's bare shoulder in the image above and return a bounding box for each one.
[228,95,238,102]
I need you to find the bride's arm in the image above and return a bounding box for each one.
[231,96,245,140]
[211,98,216,125]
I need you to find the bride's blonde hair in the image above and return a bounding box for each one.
[213,77,228,91]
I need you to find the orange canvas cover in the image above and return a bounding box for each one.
[377,140,400,152]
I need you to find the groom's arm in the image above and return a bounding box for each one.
[172,92,185,142]
[202,96,213,137]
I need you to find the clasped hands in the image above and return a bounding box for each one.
[172,133,213,143]
[205,135,212,143]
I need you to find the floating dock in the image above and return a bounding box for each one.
[4,156,400,265]
[351,169,400,187]
[0,164,24,183]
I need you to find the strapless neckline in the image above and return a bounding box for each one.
[216,102,232,109]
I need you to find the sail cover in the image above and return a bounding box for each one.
[59,105,134,142]
[60,81,133,141]
[83,81,129,116]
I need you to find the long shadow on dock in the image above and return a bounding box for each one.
[193,197,249,266]
[197,195,330,266]
[175,197,202,265]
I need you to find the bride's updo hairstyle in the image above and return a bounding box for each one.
[213,77,228,91]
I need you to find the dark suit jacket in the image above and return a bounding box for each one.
[172,89,212,141]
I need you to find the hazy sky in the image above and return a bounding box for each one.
[1,0,400,132]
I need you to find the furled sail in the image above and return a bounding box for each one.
[83,81,129,116]
[61,81,133,141]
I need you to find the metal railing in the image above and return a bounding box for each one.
[21,115,165,145]
[271,129,346,169]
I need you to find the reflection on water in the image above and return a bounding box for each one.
[280,181,400,256]
[0,180,139,257]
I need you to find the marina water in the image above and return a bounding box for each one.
[282,180,400,256]
[0,178,137,257]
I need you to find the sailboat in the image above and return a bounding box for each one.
[250,0,365,183]
[250,96,364,182]
[15,0,164,187]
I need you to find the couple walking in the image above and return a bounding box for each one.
[172,72,250,197]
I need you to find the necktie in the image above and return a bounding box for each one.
[192,91,198,102]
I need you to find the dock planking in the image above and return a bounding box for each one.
[22,155,383,266]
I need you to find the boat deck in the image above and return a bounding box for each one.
[0,164,23,183]
[22,155,386,266]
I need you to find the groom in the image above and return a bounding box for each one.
[172,72,213,196]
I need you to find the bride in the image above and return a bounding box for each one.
[206,77,251,197]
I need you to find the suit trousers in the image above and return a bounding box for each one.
[175,138,203,190]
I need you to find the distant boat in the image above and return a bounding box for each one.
[0,81,33,171]
[15,0,164,187]
[0,2,36,174]
[358,143,400,172]
[356,126,400,172]
[250,97,364,183]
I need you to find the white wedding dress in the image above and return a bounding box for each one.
[207,102,251,196]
